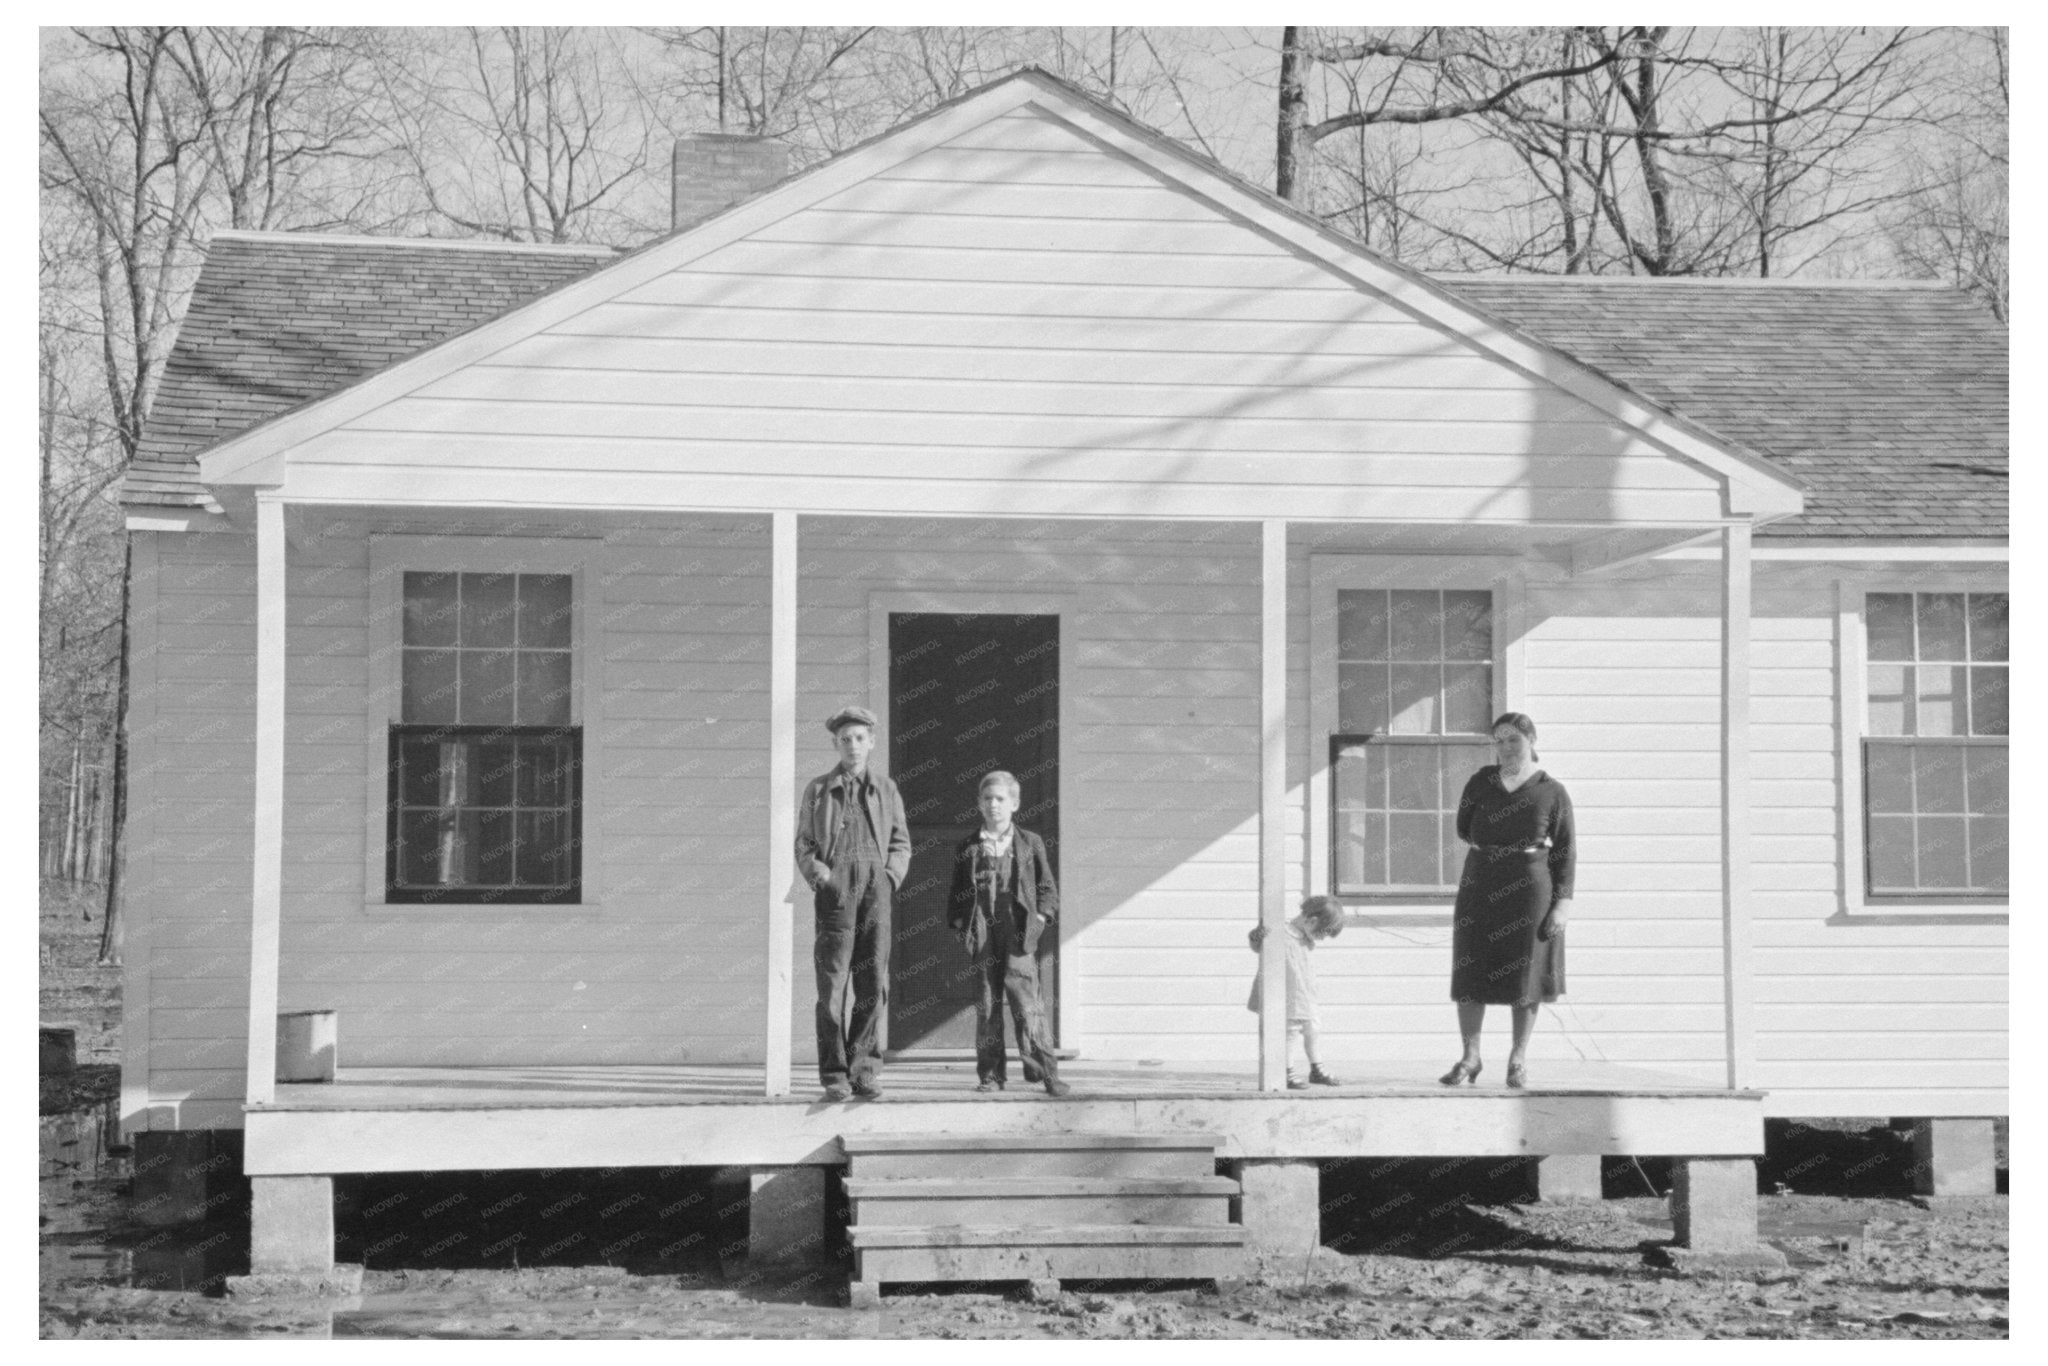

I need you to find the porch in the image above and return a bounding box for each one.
[245,1058,1764,1174]
[236,1059,1771,1283]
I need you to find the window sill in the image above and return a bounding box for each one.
[365,899,602,915]
[1336,897,1455,926]
[1837,897,2006,924]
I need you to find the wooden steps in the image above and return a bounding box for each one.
[841,1132,1247,1305]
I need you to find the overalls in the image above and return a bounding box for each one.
[814,774,892,1089]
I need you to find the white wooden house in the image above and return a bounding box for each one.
[117,72,2006,1279]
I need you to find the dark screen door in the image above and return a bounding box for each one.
[886,613,1059,1052]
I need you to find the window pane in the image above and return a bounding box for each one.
[1450,739,1493,788]
[1441,590,1491,661]
[1965,746,2008,818]
[474,809,515,886]
[1916,665,1962,738]
[1388,590,1439,660]
[1442,664,1491,735]
[1387,746,1437,810]
[1967,594,2008,662]
[1388,664,1440,734]
[461,573,517,647]
[517,652,573,726]
[396,810,446,887]
[1388,812,1439,885]
[518,739,572,807]
[1337,591,1389,661]
[1335,811,1386,889]
[403,572,460,647]
[1970,817,2008,893]
[1338,663,1390,733]
[1916,593,1967,661]
[397,735,447,807]
[518,574,573,649]
[1968,666,2008,737]
[517,811,573,887]
[1865,744,1913,814]
[437,810,482,886]
[472,738,516,807]
[1866,663,1912,737]
[1333,743,1377,808]
[1866,593,1915,661]
[402,649,460,724]
[461,650,517,724]
[1916,816,1968,890]
[1866,815,1916,892]
[1914,744,1966,814]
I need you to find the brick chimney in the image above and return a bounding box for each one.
[672,134,791,232]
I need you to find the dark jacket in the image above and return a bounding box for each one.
[794,766,912,891]
[946,825,1058,958]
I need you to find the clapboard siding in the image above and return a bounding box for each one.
[286,106,1725,523]
[134,533,260,1112]
[1744,568,2006,1114]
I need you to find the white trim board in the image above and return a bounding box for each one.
[1831,575,2010,922]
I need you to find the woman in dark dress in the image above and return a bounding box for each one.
[1441,713,1575,1089]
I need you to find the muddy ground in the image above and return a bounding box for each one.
[40,884,2009,1340]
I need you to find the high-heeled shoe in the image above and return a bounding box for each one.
[1438,1060,1482,1086]
[1505,1062,1527,1089]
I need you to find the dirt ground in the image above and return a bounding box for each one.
[39,883,2009,1340]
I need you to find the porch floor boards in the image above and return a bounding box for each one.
[257,1058,1731,1112]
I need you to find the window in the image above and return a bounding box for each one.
[385,571,582,904]
[1862,591,2007,899]
[1329,588,1494,895]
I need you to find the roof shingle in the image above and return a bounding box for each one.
[1434,277,2007,540]
[124,233,615,509]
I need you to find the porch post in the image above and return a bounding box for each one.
[1258,520,1288,1091]
[764,511,798,1096]
[245,492,286,1106]
[1720,521,1755,1090]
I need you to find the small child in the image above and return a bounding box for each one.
[947,770,1069,1097]
[1247,895,1345,1089]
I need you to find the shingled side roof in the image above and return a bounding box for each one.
[123,232,616,509]
[1437,277,2008,541]
[128,233,2006,543]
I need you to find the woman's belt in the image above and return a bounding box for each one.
[1473,842,1548,855]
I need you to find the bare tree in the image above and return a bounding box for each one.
[376,27,657,243]
[1887,27,2006,318]
[40,25,396,952]
[1271,25,1938,279]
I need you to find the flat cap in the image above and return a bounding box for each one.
[825,705,878,734]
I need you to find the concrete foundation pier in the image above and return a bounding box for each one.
[1535,1154,1604,1202]
[250,1174,335,1274]
[1230,1158,1321,1259]
[1910,1119,1998,1198]
[231,1174,364,1297]
[1654,1156,1787,1276]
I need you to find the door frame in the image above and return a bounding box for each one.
[866,589,1083,1053]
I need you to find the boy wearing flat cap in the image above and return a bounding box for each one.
[795,705,911,1101]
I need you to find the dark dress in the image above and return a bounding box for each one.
[1450,766,1576,1006]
